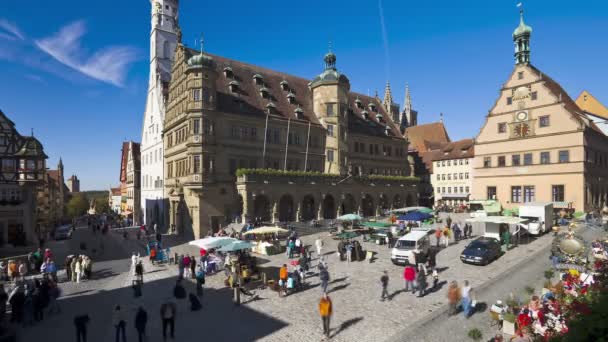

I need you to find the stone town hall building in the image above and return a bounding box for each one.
[158,8,418,239]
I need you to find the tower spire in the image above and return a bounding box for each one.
[513,4,532,65]
[383,81,393,110]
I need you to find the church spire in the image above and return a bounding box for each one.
[383,81,393,110]
[513,5,532,65]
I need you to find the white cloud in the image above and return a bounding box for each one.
[0,19,25,40]
[25,74,45,83]
[35,20,138,87]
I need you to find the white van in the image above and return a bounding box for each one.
[391,230,430,265]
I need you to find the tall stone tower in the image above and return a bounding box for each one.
[141,0,179,229]
[310,49,351,175]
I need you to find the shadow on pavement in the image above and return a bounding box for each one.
[17,273,289,342]
[327,283,350,294]
[331,316,364,338]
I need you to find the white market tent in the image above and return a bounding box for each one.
[465,216,529,240]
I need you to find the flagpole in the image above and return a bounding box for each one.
[262,110,269,168]
[304,121,311,171]
[283,118,291,171]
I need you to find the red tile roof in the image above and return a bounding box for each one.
[189,49,404,140]
[405,122,451,152]
[427,138,475,162]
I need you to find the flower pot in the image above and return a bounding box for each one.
[502,320,515,335]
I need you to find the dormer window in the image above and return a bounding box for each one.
[361,110,369,120]
[266,102,276,114]
[253,74,264,85]
[259,86,270,99]
[228,80,239,93]
[280,80,289,91]
[384,125,391,136]
[368,103,377,112]
[355,97,363,109]
[294,107,304,119]
[286,92,296,104]
[376,113,384,123]
[223,67,233,78]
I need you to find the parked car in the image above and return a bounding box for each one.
[391,230,431,265]
[460,237,501,265]
[54,225,73,240]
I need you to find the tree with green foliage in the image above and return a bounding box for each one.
[94,197,110,214]
[66,193,89,218]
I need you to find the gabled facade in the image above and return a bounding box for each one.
[0,109,47,246]
[140,0,179,230]
[472,10,608,211]
[576,91,608,136]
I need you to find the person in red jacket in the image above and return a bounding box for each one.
[403,265,417,293]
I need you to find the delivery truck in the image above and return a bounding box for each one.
[518,202,553,235]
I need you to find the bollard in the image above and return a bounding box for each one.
[233,286,241,306]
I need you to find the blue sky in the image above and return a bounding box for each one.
[1,0,607,190]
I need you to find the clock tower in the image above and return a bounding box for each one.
[140,0,180,230]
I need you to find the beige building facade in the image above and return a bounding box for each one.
[430,139,474,206]
[162,32,417,238]
[472,10,608,212]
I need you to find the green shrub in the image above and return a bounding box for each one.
[467,328,483,341]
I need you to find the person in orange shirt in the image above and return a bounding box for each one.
[319,293,333,338]
[279,264,288,297]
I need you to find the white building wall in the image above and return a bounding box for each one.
[140,0,179,229]
[431,157,473,206]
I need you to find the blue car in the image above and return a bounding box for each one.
[460,237,502,265]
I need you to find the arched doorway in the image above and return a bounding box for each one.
[379,194,389,211]
[253,195,271,222]
[279,194,295,222]
[341,194,356,215]
[393,194,402,209]
[301,195,316,221]
[361,194,374,217]
[322,195,336,220]
[406,193,415,206]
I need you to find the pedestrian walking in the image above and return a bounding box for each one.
[315,237,323,258]
[177,255,185,280]
[453,223,461,241]
[403,264,416,293]
[74,314,90,342]
[195,266,205,297]
[319,293,332,339]
[75,257,83,283]
[461,280,473,317]
[434,228,441,247]
[160,298,176,341]
[416,264,428,297]
[279,264,288,297]
[135,307,147,342]
[380,271,390,301]
[47,280,61,315]
[345,242,353,263]
[183,255,191,278]
[112,305,127,342]
[135,261,144,283]
[431,268,439,290]
[442,226,450,248]
[319,264,330,293]
[131,253,138,276]
[447,281,461,316]
[18,262,27,282]
[190,256,196,279]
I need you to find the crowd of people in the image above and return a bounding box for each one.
[65,254,93,283]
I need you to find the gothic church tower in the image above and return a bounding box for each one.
[140,0,179,229]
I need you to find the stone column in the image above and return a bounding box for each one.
[272,202,278,224]
[296,202,302,223]
[241,193,249,224]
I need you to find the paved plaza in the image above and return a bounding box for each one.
[12,215,566,342]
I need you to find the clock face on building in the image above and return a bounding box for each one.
[516,111,528,121]
[513,123,530,137]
